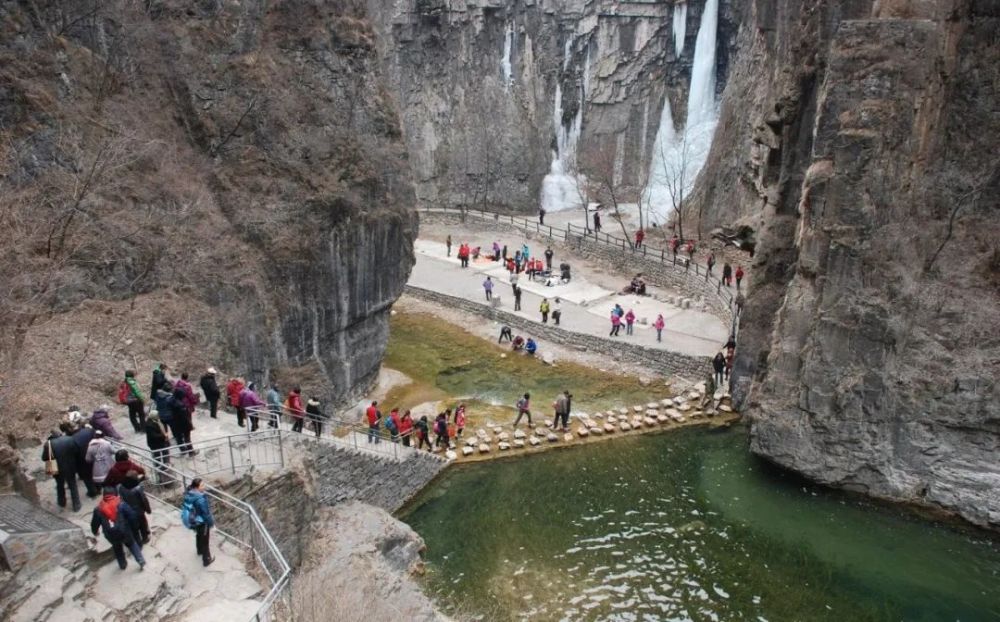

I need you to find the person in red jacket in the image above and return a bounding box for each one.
[286,386,305,433]
[634,228,645,248]
[735,265,745,290]
[399,410,414,447]
[226,377,245,426]
[104,450,147,488]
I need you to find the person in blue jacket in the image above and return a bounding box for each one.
[183,478,216,567]
[525,338,538,356]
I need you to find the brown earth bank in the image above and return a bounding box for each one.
[694,0,1000,529]
[0,0,416,451]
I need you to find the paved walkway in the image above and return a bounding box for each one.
[409,239,728,357]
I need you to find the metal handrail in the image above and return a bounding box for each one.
[421,206,738,310]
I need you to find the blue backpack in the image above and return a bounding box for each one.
[180,498,197,529]
[385,416,398,433]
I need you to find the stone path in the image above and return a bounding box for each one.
[409,239,729,357]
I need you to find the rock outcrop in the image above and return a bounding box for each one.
[699,0,1000,528]
[0,0,416,436]
[366,0,737,211]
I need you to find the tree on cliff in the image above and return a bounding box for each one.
[580,143,633,247]
[647,121,713,241]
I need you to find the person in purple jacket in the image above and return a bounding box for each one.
[89,406,123,440]
[239,382,265,432]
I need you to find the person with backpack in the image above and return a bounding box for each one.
[118,470,152,543]
[735,265,745,290]
[415,415,432,451]
[120,370,146,432]
[385,408,400,442]
[153,381,174,423]
[91,485,145,570]
[624,309,636,335]
[654,314,666,342]
[539,298,551,323]
[150,363,169,400]
[86,430,115,489]
[199,368,221,419]
[226,377,246,426]
[266,383,282,428]
[175,373,199,420]
[169,387,195,455]
[286,386,305,433]
[399,410,414,447]
[182,478,215,567]
[42,425,82,512]
[239,382,265,432]
[433,413,449,450]
[365,401,381,444]
[305,398,325,437]
[89,406,123,440]
[514,393,532,427]
[144,413,171,481]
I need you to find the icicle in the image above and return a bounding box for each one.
[672,2,688,58]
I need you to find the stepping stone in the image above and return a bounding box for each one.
[632,405,644,413]
[694,382,706,393]
[666,408,681,418]
[513,429,526,439]
[618,407,629,415]
[491,426,504,435]
[462,446,474,456]
[719,404,733,413]
[529,436,542,446]
[590,426,604,436]
[688,391,701,400]
[445,450,457,460]
[546,433,559,442]
[563,433,574,442]
[513,439,526,448]
[499,442,511,451]
[631,417,643,427]
[679,403,691,412]
[713,391,725,400]
[660,399,673,407]
[603,423,616,433]
[643,417,657,427]
[478,443,491,453]
[498,432,510,441]
[691,410,703,418]
[673,414,686,423]
[607,415,618,424]
[657,414,669,424]
[646,402,660,410]
[620,422,632,431]
[465,438,477,447]
[535,427,548,437]
[673,396,686,406]
[586,420,600,430]
[646,409,659,417]
[577,412,588,421]
[705,409,717,417]
[605,410,616,418]
[477,429,488,439]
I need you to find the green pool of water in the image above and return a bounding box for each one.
[401,426,1000,621]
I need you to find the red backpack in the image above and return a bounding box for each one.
[117,381,130,405]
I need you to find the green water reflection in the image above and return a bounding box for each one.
[401,426,1000,621]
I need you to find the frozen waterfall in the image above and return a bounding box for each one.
[541,41,589,214]
[643,0,719,224]
[672,2,687,58]
[501,22,514,90]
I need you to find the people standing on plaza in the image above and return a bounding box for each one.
[239,382,265,432]
[458,243,469,267]
[707,252,716,277]
[400,410,414,447]
[613,303,624,319]
[722,263,733,287]
[286,387,305,433]
[446,235,452,257]
[483,276,494,301]
[366,401,382,444]
[624,309,636,335]
[266,383,282,428]
[43,426,82,512]
[551,298,562,325]
[635,228,645,249]
[499,325,513,343]
[712,352,726,387]
[539,207,546,225]
[493,241,501,261]
[510,269,519,293]
[182,478,215,567]
[610,311,622,336]
[86,430,115,489]
[433,413,449,450]
[386,408,400,442]
[544,246,554,271]
[654,314,665,342]
[306,398,325,437]
[199,368,220,419]
[121,370,146,432]
[593,210,602,233]
[522,243,530,262]
[91,485,145,570]
[540,298,550,323]
[514,285,522,311]
[514,393,532,427]
[735,265,745,290]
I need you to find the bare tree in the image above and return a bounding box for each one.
[580,143,632,247]
[646,121,714,241]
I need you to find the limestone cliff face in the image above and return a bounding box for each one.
[0,0,416,430]
[700,0,1000,527]
[366,0,736,211]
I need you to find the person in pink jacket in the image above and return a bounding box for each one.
[609,312,622,337]
[624,309,636,335]
[654,314,665,342]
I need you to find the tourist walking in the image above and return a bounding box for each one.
[366,401,381,444]
[510,270,519,293]
[386,408,400,442]
[226,377,246,426]
[415,415,432,451]
[686,240,696,260]
[239,382,265,432]
[174,373,199,421]
[540,298,550,323]
[454,404,466,437]
[539,207,546,225]
[91,486,145,570]
[551,298,562,325]
[446,235,452,257]
[707,252,716,277]
[634,228,645,248]
[544,246,554,271]
[120,370,146,432]
[712,352,726,387]
[199,368,220,419]
[400,411,414,447]
[610,312,622,336]
[433,413,449,450]
[522,243,530,262]
[86,430,115,488]
[735,291,746,315]
[182,478,215,567]
[499,325,513,343]
[493,241,501,261]
[287,387,305,433]
[735,265,745,290]
[613,303,624,319]
[118,470,152,543]
[625,309,636,335]
[104,449,146,488]
[169,387,195,455]
[513,285,522,311]
[150,363,169,399]
[89,406,122,440]
[483,276,494,301]
[266,383,282,428]
[654,314,665,342]
[593,210,601,233]
[43,426,82,512]
[306,398,325,437]
[722,263,733,287]
[144,413,171,480]
[70,423,98,498]
[514,393,532,427]
[552,390,571,432]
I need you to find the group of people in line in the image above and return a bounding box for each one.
[362,400,468,452]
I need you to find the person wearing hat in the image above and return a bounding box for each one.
[199,368,221,419]
[85,430,115,488]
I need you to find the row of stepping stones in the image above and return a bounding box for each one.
[455,385,734,457]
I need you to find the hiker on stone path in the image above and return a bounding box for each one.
[712,352,726,387]
[493,241,501,261]
[514,393,532,427]
[226,377,245,426]
[286,387,305,433]
[182,478,215,567]
[91,485,146,570]
[610,311,622,337]
[144,413,171,478]
[266,383,282,428]
[454,404,466,437]
[306,398,325,438]
[544,246,554,271]
[540,298,550,323]
[735,265,745,290]
[707,252,716,277]
[70,422,98,498]
[735,291,746,315]
[635,229,645,248]
[514,285,522,311]
[625,309,636,335]
[150,363,169,400]
[458,243,470,268]
[118,470,152,544]
[483,276,494,301]
[89,405,122,440]
[153,381,174,426]
[552,390,571,432]
[670,236,680,258]
[446,235,452,257]
[514,250,522,272]
[686,241,696,259]
[239,382,265,432]
[433,413,449,450]
[169,387,195,455]
[593,210,602,233]
[199,368,221,419]
[104,449,146,488]
[366,401,382,444]
[551,298,562,326]
[510,269,519,294]
[400,411,414,447]
[525,337,537,356]
[539,207,546,224]
[386,408,401,442]
[86,430,115,488]
[613,303,624,318]
[120,370,146,433]
[42,425,82,512]
[174,373,199,418]
[654,314,665,342]
[415,415,432,451]
[722,263,733,287]
[498,325,513,343]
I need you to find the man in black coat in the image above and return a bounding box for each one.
[150,363,169,398]
[199,367,221,419]
[70,424,98,498]
[41,426,82,511]
[169,388,195,455]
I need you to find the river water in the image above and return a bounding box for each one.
[401,426,1000,621]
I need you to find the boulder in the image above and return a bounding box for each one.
[546,433,559,442]
[646,402,660,410]
[694,382,706,393]
[590,426,604,436]
[498,432,510,442]
[529,436,542,446]
[618,407,629,415]
[513,439,525,448]
[719,404,733,413]
[632,405,644,413]
[513,429,526,439]
[620,422,632,431]
[476,429,488,439]
[688,391,701,400]
[657,414,669,424]
[445,450,457,460]
[478,443,491,453]
[643,417,657,426]
[499,442,511,451]
[603,423,616,433]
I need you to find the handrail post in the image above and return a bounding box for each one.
[229,437,236,475]
[277,431,285,467]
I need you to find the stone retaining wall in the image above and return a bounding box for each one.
[418,210,736,327]
[404,285,712,381]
